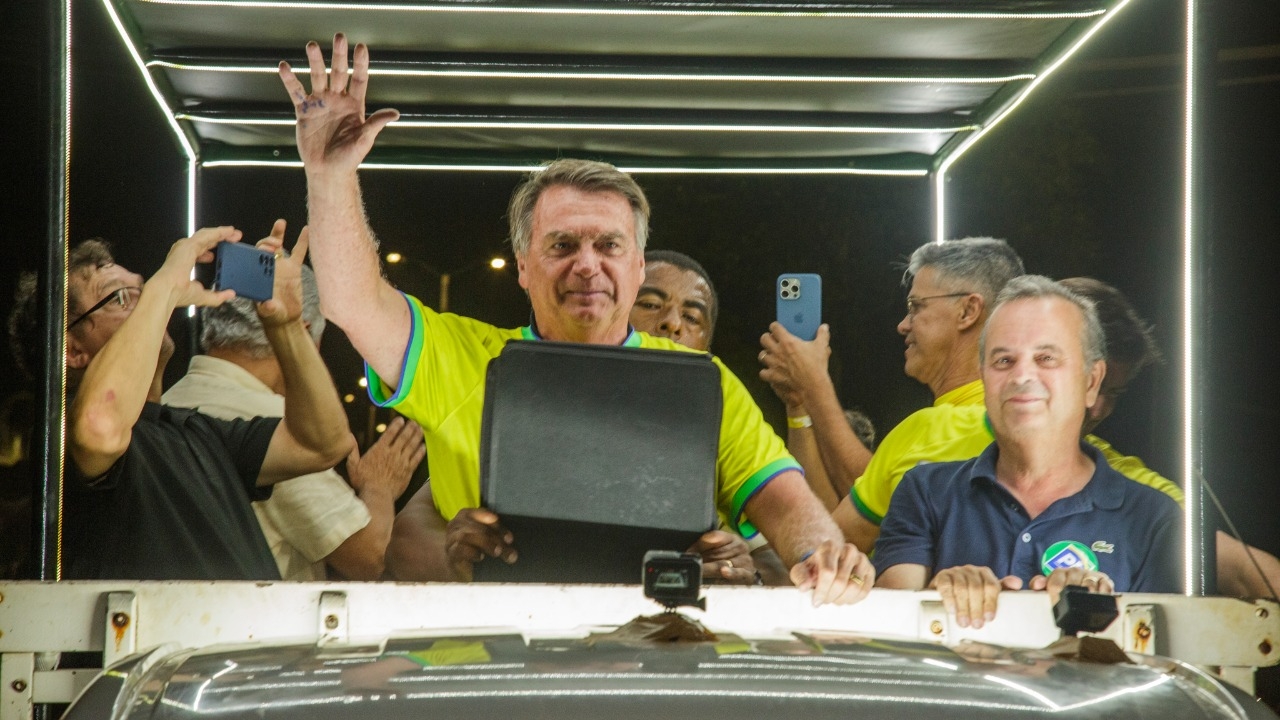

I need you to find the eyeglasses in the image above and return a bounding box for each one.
[905,292,972,317]
[68,286,142,329]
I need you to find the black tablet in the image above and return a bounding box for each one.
[475,340,722,583]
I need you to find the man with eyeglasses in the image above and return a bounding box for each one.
[759,237,1024,552]
[8,228,353,579]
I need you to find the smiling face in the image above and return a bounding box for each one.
[516,185,645,344]
[630,262,715,351]
[982,296,1105,442]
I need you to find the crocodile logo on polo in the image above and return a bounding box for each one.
[1040,541,1099,576]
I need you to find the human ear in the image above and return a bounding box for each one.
[956,294,985,331]
[1084,359,1106,407]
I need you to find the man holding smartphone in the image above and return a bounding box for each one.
[279,34,872,604]
[9,226,352,579]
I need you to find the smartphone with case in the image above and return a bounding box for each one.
[777,273,821,341]
[214,241,275,302]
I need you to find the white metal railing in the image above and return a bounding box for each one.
[0,582,1276,720]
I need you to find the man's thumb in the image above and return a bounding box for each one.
[1000,575,1024,591]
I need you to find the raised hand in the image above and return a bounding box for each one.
[278,33,400,173]
[759,322,833,411]
[253,219,309,328]
[157,226,241,309]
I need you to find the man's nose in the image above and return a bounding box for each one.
[571,247,602,276]
[658,306,682,337]
[897,314,911,336]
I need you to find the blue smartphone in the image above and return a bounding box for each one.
[777,274,821,341]
[214,242,275,302]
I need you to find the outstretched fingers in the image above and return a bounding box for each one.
[292,226,310,265]
[330,33,350,94]
[306,40,328,97]
[278,61,308,109]
[349,42,372,105]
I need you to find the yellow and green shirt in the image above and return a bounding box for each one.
[367,294,798,535]
[851,379,1184,524]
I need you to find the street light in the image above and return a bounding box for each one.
[384,252,508,312]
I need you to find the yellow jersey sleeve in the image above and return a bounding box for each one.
[850,404,992,524]
[1086,434,1185,507]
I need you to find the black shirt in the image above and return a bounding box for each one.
[64,402,281,580]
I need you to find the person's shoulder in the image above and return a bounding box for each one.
[876,402,988,459]
[1094,456,1181,513]
[634,332,727,372]
[151,402,276,438]
[418,305,523,356]
[635,332,708,355]
[895,400,986,432]
[900,455,978,488]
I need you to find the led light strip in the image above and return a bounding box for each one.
[177,114,974,135]
[186,158,198,318]
[933,169,946,243]
[139,0,1106,20]
[147,60,1034,85]
[200,159,927,176]
[932,0,1131,243]
[101,0,197,163]
[1182,0,1198,597]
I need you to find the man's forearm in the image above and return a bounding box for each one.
[327,484,395,580]
[305,170,411,384]
[306,171,381,323]
[787,423,840,510]
[387,484,459,582]
[801,378,873,494]
[69,280,180,473]
[267,319,349,456]
[745,471,845,567]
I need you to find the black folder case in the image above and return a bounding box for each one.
[475,340,722,583]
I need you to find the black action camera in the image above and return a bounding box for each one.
[1052,584,1119,636]
[643,550,705,611]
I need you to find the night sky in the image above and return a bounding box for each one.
[4,0,1279,624]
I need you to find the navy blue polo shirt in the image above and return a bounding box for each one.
[873,441,1183,593]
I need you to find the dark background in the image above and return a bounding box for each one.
[3,0,1279,690]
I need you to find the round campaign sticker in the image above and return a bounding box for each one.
[1040,541,1099,576]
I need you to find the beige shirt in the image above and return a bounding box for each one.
[163,355,370,581]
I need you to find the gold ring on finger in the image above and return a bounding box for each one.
[849,573,864,587]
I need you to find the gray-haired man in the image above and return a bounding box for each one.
[164,220,424,580]
[874,276,1182,626]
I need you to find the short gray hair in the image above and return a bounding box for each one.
[200,263,325,358]
[508,158,651,256]
[904,237,1025,309]
[980,274,1106,368]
